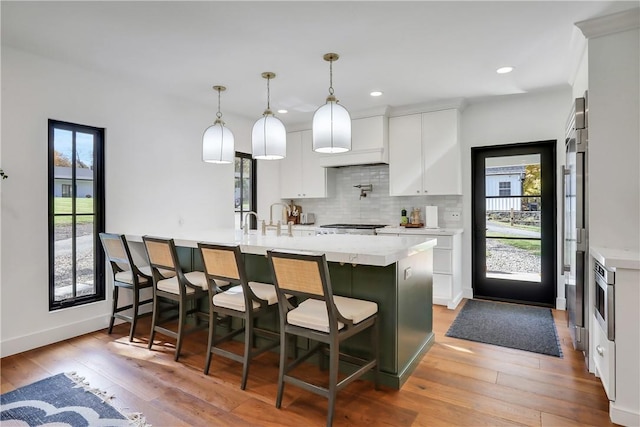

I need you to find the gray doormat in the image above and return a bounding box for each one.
[445,299,563,357]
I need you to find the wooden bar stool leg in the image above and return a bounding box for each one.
[175,299,187,361]
[204,306,216,375]
[148,293,159,350]
[276,329,287,409]
[327,338,339,427]
[108,286,119,334]
[129,288,140,342]
[241,318,253,390]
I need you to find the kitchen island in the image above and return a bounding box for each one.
[127,231,436,389]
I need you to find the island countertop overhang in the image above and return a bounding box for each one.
[125,231,436,267]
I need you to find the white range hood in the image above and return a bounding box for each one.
[318,106,389,167]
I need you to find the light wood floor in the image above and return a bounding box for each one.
[1,300,616,426]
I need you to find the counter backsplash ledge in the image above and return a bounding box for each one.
[285,164,463,228]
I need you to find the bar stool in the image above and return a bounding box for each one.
[142,236,209,361]
[198,242,282,390]
[99,233,175,341]
[267,250,379,427]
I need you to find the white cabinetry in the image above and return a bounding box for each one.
[389,109,461,196]
[590,247,640,426]
[376,229,463,309]
[318,115,389,167]
[280,130,335,199]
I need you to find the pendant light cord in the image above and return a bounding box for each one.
[266,76,271,111]
[216,88,222,120]
[328,59,334,96]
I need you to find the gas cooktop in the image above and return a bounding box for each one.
[319,224,388,229]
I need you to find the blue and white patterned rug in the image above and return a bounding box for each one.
[1,372,149,426]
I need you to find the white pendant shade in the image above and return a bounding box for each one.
[203,122,234,164]
[252,115,286,160]
[313,100,351,153]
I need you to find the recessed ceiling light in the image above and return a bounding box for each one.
[370,91,383,97]
[496,66,514,74]
[277,109,288,114]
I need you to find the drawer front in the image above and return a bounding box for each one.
[593,318,616,401]
[433,273,452,299]
[433,249,452,274]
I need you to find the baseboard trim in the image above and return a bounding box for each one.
[1,315,108,358]
[610,401,640,426]
[462,287,473,299]
[447,291,464,310]
[556,297,567,310]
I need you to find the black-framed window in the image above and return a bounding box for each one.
[48,119,105,310]
[234,152,257,229]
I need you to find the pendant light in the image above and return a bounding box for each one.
[313,53,351,153]
[202,85,234,164]
[252,72,286,160]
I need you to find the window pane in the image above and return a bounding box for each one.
[242,158,251,211]
[76,216,95,296]
[54,129,74,213]
[76,132,95,214]
[53,219,74,301]
[486,238,541,282]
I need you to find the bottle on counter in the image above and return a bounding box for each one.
[401,208,408,225]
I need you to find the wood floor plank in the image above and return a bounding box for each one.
[496,371,609,411]
[0,302,616,427]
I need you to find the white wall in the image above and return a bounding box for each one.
[460,88,572,308]
[0,46,277,357]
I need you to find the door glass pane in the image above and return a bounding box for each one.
[76,216,95,296]
[485,154,542,282]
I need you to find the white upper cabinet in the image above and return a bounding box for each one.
[422,109,461,195]
[280,130,335,199]
[389,109,461,196]
[318,115,389,167]
[389,114,422,196]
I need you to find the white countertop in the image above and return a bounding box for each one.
[590,246,640,270]
[376,227,463,236]
[126,230,436,267]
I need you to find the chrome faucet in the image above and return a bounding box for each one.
[243,211,259,235]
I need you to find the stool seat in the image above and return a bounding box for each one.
[157,271,208,294]
[213,281,278,311]
[288,296,377,333]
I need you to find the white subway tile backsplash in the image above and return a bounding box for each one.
[285,164,463,228]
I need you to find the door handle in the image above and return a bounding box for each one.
[561,165,567,272]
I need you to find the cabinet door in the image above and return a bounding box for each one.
[280,131,303,198]
[300,130,328,198]
[389,114,423,196]
[421,109,461,195]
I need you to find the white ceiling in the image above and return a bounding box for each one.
[2,1,637,127]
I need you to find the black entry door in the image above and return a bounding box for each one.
[472,141,556,306]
